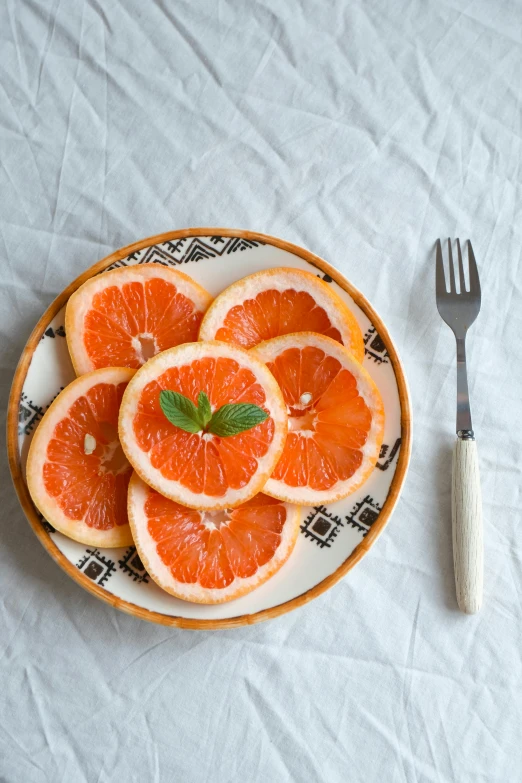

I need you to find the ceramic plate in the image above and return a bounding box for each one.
[8,229,411,629]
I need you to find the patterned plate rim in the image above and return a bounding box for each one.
[7,227,412,630]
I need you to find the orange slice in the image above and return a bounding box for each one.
[118,341,287,510]
[251,333,384,504]
[199,267,364,361]
[128,473,300,603]
[26,367,135,547]
[66,264,212,375]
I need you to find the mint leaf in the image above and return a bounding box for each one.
[197,391,212,428]
[159,390,202,434]
[207,403,268,438]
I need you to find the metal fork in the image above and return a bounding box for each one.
[436,239,483,614]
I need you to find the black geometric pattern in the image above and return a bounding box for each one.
[316,272,333,283]
[376,438,401,471]
[106,236,265,270]
[364,326,389,364]
[118,547,150,584]
[20,384,67,436]
[46,386,65,409]
[41,324,66,340]
[36,511,56,534]
[76,549,115,586]
[18,392,44,436]
[345,495,382,536]
[301,505,344,548]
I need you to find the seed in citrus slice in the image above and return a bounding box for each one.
[66,264,212,375]
[198,267,364,361]
[26,367,135,547]
[251,332,385,505]
[118,341,288,510]
[128,473,300,603]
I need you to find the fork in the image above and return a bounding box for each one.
[435,239,483,614]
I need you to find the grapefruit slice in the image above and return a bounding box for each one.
[199,267,364,361]
[128,473,300,603]
[26,367,135,547]
[119,341,287,510]
[251,333,385,504]
[66,264,212,375]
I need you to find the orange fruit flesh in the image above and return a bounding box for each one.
[215,289,343,348]
[134,356,275,497]
[145,489,287,589]
[43,381,131,529]
[84,277,204,369]
[267,346,372,491]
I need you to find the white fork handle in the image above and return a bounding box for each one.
[452,438,483,614]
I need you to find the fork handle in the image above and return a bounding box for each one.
[452,438,483,614]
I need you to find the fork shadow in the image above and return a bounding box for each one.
[433,438,460,611]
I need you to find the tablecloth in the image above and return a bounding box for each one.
[1,1,522,780]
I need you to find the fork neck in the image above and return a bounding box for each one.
[456,336,466,364]
[456,335,474,439]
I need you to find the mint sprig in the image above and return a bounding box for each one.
[159,390,268,438]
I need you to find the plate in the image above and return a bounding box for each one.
[7,228,411,629]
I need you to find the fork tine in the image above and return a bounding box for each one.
[436,239,446,295]
[467,241,481,296]
[456,238,466,293]
[447,238,456,293]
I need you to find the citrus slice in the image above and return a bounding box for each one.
[118,341,287,510]
[251,333,385,504]
[26,367,135,547]
[66,264,212,375]
[128,473,300,603]
[198,267,364,361]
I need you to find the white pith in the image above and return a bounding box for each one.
[131,333,157,364]
[127,473,301,603]
[66,264,213,375]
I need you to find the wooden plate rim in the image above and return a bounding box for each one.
[7,227,412,630]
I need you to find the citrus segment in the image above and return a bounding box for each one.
[119,341,287,509]
[26,367,135,547]
[251,333,384,504]
[199,268,364,361]
[66,265,212,375]
[128,473,300,603]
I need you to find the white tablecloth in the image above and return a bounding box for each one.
[2,1,521,780]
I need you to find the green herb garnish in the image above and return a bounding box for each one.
[159,390,268,437]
